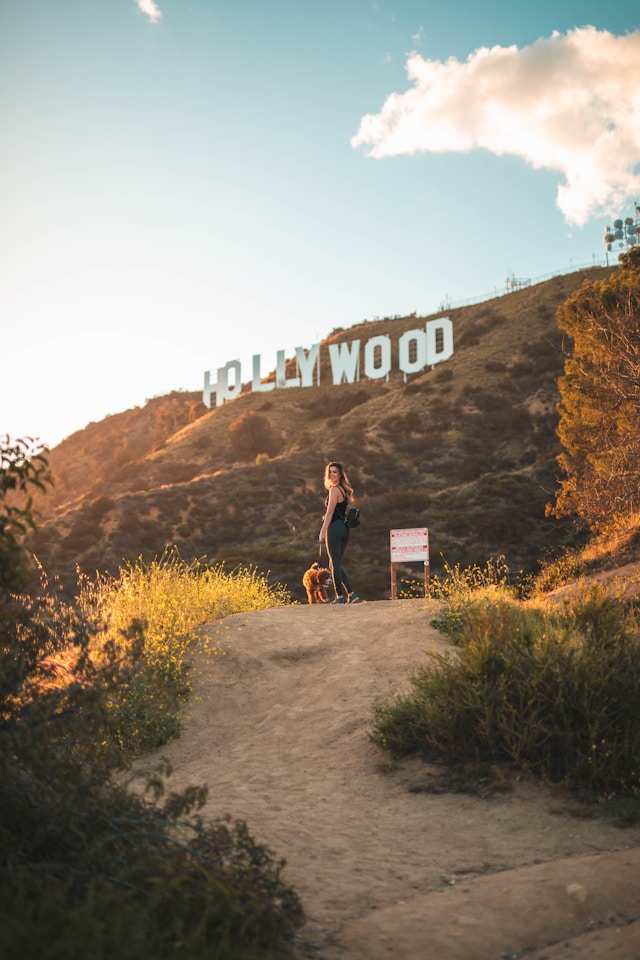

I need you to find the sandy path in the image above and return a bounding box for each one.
[135,600,640,959]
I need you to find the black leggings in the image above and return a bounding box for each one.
[326,520,353,600]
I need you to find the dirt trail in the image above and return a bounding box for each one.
[135,600,640,959]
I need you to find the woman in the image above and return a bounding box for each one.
[318,461,362,604]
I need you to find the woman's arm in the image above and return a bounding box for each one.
[319,485,339,542]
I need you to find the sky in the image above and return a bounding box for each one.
[2,0,640,449]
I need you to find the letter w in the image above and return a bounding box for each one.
[329,340,360,384]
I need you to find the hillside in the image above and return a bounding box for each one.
[29,267,616,601]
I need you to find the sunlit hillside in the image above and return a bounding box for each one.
[30,266,621,602]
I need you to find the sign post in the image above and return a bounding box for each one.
[389,528,430,600]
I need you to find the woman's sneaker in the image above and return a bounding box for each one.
[331,597,346,604]
[347,593,362,603]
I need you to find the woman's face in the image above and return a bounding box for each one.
[327,465,341,485]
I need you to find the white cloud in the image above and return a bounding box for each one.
[135,0,163,24]
[351,27,640,225]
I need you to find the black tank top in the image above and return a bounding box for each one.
[328,486,348,523]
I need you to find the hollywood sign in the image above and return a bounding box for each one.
[203,317,453,408]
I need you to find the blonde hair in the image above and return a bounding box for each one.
[323,461,354,502]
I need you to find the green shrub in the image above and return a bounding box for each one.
[372,579,640,796]
[1,437,302,959]
[1,736,303,960]
[1,439,52,599]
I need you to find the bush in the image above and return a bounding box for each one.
[77,549,291,753]
[1,739,303,960]
[372,575,640,797]
[1,436,52,595]
[429,556,516,642]
[534,546,587,593]
[1,440,302,959]
[229,411,280,458]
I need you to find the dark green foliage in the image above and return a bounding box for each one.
[0,439,303,960]
[1,437,52,596]
[371,587,640,796]
[521,334,563,363]
[1,749,303,960]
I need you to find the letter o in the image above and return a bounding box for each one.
[364,335,391,380]
[399,329,427,374]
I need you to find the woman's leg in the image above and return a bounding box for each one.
[326,524,353,598]
[325,526,344,599]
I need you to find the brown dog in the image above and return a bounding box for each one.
[302,562,332,604]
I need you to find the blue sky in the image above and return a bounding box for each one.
[2,0,639,448]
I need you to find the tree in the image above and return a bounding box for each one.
[0,436,52,599]
[548,248,640,529]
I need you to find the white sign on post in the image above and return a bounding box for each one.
[390,528,429,563]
